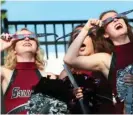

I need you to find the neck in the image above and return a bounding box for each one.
[112,35,130,46]
[16,53,35,62]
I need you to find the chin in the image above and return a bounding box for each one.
[118,31,127,36]
[22,50,36,54]
[114,29,127,37]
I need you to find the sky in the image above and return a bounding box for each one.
[1,0,133,21]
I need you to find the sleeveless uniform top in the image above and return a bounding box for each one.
[63,69,115,114]
[92,71,115,114]
[4,62,42,114]
[85,55,116,114]
[111,42,133,113]
[62,71,95,114]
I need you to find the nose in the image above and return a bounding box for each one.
[24,37,30,41]
[113,17,118,22]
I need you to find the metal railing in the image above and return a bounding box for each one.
[2,18,133,60]
[2,18,87,59]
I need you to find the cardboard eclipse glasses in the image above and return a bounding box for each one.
[56,9,133,41]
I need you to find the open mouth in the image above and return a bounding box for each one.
[81,44,86,48]
[23,43,32,47]
[114,23,123,30]
[80,44,86,51]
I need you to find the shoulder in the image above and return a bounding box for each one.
[91,53,112,72]
[94,52,111,59]
[99,52,112,65]
[91,53,112,66]
[1,66,13,77]
[1,66,14,82]
[94,53,112,64]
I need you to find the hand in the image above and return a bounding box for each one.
[123,74,133,85]
[0,33,16,51]
[84,19,103,31]
[73,87,83,99]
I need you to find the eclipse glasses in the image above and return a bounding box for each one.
[1,9,133,41]
[12,33,58,40]
[1,33,58,40]
[56,9,133,41]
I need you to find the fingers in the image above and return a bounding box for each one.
[90,19,102,27]
[85,19,103,30]
[124,74,133,84]
[99,20,103,27]
[1,33,12,41]
[10,38,16,43]
[74,87,83,93]
[76,92,83,99]
[73,87,82,95]
[1,33,16,46]
[73,87,83,99]
[124,78,133,83]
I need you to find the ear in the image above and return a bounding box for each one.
[104,32,109,38]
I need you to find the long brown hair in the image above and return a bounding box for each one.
[68,25,84,47]
[99,10,133,42]
[69,24,114,54]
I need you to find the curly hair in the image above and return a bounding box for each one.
[4,28,46,70]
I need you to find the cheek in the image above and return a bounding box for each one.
[15,45,21,52]
[16,41,23,46]
[105,25,115,37]
[121,19,126,25]
[15,42,22,51]
[88,43,94,53]
[105,24,112,32]
[84,46,91,54]
[88,47,94,53]
[87,40,93,48]
[32,42,38,50]
[121,20,127,30]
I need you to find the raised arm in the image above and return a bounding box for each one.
[64,19,111,78]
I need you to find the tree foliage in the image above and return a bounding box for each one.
[1,0,7,19]
[1,0,5,4]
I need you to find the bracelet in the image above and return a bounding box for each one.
[83,26,90,31]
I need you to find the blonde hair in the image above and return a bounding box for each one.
[4,28,46,70]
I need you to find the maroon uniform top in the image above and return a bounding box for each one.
[4,62,42,114]
[64,69,115,114]
[79,70,115,113]
[111,42,133,113]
